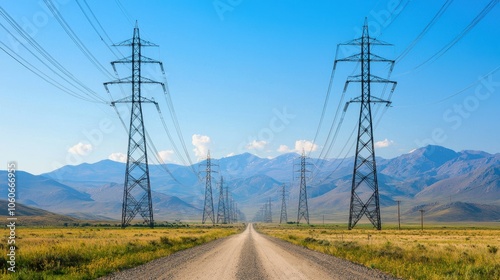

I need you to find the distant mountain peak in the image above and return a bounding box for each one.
[412,145,458,164]
[221,152,262,161]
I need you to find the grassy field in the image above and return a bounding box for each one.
[0,224,243,279]
[257,223,500,280]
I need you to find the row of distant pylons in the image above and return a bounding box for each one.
[253,151,310,225]
[201,151,239,225]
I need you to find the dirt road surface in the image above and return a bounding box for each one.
[103,223,396,280]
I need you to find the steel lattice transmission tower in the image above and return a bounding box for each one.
[279,184,288,224]
[296,151,311,224]
[336,19,397,230]
[104,22,165,228]
[201,151,217,225]
[216,176,227,224]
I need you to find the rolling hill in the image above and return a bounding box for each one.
[0,199,80,226]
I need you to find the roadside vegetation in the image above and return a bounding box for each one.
[257,223,500,280]
[0,224,243,279]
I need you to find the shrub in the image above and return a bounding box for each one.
[160,237,173,246]
[304,237,317,243]
[487,245,498,254]
[333,241,360,251]
[376,242,404,259]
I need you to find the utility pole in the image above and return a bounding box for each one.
[259,206,265,222]
[263,201,269,223]
[216,176,226,224]
[296,150,311,225]
[336,19,397,230]
[225,186,231,223]
[228,196,233,224]
[231,199,236,223]
[267,198,272,223]
[397,200,401,230]
[104,22,165,228]
[201,151,217,225]
[419,209,425,231]
[234,202,238,222]
[279,184,288,224]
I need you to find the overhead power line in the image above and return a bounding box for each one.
[0,42,102,103]
[0,8,107,103]
[396,0,455,63]
[75,0,124,59]
[411,0,498,71]
[43,0,115,79]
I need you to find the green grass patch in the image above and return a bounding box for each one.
[257,223,500,280]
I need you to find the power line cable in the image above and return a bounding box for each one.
[160,75,197,170]
[0,8,106,101]
[43,0,115,79]
[75,0,122,59]
[411,0,498,71]
[114,0,134,26]
[0,42,102,103]
[394,65,500,108]
[0,9,107,103]
[396,0,454,63]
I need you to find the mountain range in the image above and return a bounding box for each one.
[0,145,498,223]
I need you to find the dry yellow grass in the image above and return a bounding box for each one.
[0,224,243,279]
[257,224,500,280]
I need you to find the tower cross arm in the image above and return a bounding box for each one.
[336,53,395,64]
[111,55,164,73]
[347,96,392,106]
[104,76,165,87]
[112,38,159,47]
[336,53,362,63]
[111,96,158,105]
[338,37,392,47]
[370,53,395,63]
[104,76,133,87]
[369,74,397,85]
[344,74,397,87]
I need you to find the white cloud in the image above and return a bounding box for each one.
[68,142,93,156]
[246,140,267,150]
[277,140,318,154]
[277,145,291,153]
[374,139,394,148]
[158,150,174,162]
[294,140,318,153]
[192,134,211,160]
[226,152,235,157]
[108,152,127,163]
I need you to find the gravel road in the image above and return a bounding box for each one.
[102,223,397,280]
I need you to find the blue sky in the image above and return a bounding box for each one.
[0,0,499,174]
